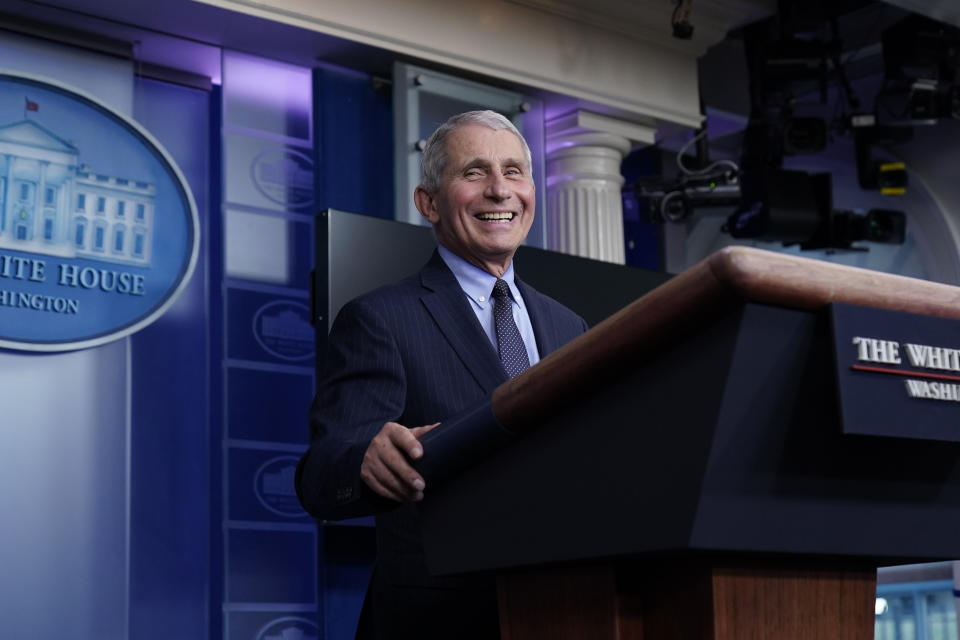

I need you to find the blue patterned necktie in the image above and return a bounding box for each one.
[492,278,530,378]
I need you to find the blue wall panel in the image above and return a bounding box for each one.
[223,51,312,142]
[224,136,314,215]
[227,367,313,443]
[224,210,314,289]
[220,49,321,639]
[314,66,393,219]
[226,287,313,364]
[227,528,316,603]
[228,448,310,521]
[129,76,212,640]
[310,63,396,638]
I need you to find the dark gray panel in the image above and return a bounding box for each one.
[513,245,671,328]
[317,209,670,334]
[322,210,435,330]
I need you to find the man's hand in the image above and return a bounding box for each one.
[360,421,439,502]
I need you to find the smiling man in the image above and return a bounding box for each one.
[296,111,587,639]
[415,118,535,277]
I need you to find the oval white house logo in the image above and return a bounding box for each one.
[254,455,307,517]
[250,147,314,208]
[254,616,318,640]
[252,300,313,361]
[0,72,199,351]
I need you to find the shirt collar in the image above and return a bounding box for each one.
[437,244,521,307]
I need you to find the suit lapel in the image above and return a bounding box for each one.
[419,251,507,394]
[516,277,561,357]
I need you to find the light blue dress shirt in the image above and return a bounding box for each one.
[437,245,541,367]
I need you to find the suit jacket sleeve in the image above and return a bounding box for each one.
[295,296,404,520]
[295,268,591,520]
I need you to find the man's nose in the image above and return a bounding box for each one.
[484,173,511,200]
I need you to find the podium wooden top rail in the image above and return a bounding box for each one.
[494,246,960,431]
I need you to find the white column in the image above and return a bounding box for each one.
[546,132,630,263]
[544,111,658,264]
[36,160,48,241]
[2,154,13,238]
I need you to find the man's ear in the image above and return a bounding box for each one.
[414,186,440,224]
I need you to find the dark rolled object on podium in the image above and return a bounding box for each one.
[412,398,513,485]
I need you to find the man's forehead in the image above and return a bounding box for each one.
[449,124,523,149]
[457,153,527,167]
[446,125,527,165]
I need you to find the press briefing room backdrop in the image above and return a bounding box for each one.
[1,1,960,639]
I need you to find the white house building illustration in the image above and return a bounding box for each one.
[0,118,155,266]
[262,464,297,497]
[261,309,313,342]
[263,626,317,640]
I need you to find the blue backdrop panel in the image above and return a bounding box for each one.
[129,76,211,640]
[226,288,314,364]
[223,51,312,142]
[220,50,319,640]
[227,528,317,603]
[229,448,311,521]
[224,209,314,289]
[224,134,313,214]
[313,66,393,220]
[227,367,313,443]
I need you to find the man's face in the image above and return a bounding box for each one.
[416,124,535,276]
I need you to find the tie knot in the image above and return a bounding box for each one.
[492,278,511,300]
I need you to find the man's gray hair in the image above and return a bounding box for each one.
[419,110,532,192]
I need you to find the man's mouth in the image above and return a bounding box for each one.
[474,212,516,222]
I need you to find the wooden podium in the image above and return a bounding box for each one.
[418,247,960,640]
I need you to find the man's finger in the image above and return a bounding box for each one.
[375,434,423,481]
[362,454,417,501]
[361,467,406,502]
[386,423,427,460]
[360,422,431,502]
[410,422,440,439]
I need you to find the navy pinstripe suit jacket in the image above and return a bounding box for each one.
[296,250,587,637]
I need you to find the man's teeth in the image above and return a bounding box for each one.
[476,212,514,221]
